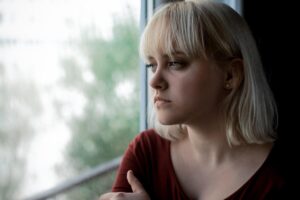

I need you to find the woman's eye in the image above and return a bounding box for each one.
[168,61,184,70]
[146,64,157,73]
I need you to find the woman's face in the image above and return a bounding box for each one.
[147,51,227,126]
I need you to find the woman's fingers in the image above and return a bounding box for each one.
[127,170,145,193]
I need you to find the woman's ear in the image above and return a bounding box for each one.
[224,58,244,90]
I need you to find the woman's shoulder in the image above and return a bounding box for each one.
[122,129,172,178]
[267,141,297,197]
[243,141,293,199]
[130,129,169,147]
[133,128,167,142]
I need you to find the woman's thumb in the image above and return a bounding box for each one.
[127,170,145,193]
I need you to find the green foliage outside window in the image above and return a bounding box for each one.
[57,13,140,199]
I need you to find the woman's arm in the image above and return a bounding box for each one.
[99,133,152,199]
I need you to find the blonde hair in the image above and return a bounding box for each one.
[140,0,278,145]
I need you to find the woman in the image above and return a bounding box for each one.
[100,1,287,199]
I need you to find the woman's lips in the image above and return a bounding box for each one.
[154,96,171,107]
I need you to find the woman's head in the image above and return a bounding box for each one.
[141,0,243,64]
[140,0,278,146]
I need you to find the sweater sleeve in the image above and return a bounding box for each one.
[111,132,149,192]
[111,129,173,199]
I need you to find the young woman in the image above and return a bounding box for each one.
[100,1,287,199]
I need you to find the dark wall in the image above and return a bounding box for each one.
[243,0,298,147]
[243,0,299,190]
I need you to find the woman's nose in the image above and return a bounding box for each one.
[149,68,168,90]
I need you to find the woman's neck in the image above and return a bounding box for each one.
[184,125,232,167]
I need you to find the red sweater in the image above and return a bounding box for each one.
[112,129,287,200]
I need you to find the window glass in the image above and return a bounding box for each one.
[0,0,140,199]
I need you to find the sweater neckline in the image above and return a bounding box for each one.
[166,140,275,200]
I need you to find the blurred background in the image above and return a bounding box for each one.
[0,0,140,199]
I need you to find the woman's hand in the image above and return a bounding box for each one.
[99,170,151,200]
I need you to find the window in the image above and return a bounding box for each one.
[0,0,140,199]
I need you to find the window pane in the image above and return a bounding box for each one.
[0,0,140,199]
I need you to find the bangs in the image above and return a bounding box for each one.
[140,2,208,61]
[139,11,174,60]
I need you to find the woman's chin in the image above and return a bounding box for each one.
[157,116,181,126]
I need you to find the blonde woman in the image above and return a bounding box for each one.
[100,1,287,199]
